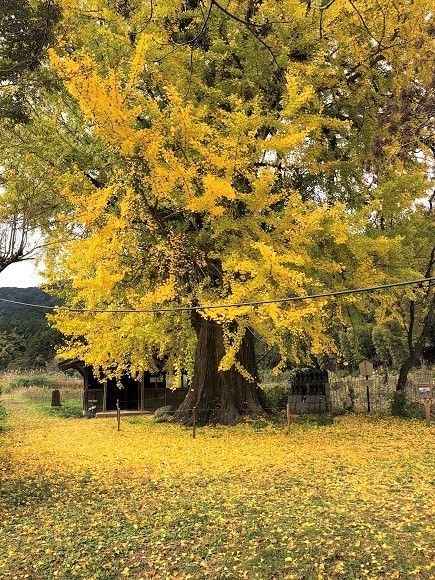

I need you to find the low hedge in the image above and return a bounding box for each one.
[7,375,55,390]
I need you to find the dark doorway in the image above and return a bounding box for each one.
[106,376,139,410]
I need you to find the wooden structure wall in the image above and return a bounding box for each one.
[58,360,188,414]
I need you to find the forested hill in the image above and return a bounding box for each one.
[0,287,62,369]
[0,287,56,318]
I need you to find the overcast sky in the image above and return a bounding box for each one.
[0,260,43,288]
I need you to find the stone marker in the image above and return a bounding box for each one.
[51,389,61,408]
[155,405,174,417]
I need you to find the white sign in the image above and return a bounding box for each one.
[418,387,432,398]
[359,359,373,377]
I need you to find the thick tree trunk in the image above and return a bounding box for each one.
[396,355,418,392]
[173,315,265,426]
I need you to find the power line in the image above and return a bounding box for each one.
[0,277,433,314]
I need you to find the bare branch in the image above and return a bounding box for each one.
[211,0,279,66]
[347,0,381,46]
[153,0,214,63]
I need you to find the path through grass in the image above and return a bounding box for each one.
[0,392,434,578]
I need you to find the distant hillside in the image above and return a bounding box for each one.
[0,287,57,318]
[0,288,62,369]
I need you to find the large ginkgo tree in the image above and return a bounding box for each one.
[40,0,434,424]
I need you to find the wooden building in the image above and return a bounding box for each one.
[58,360,188,415]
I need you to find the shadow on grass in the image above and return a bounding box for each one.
[50,405,83,419]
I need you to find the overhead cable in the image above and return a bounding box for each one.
[0,277,433,314]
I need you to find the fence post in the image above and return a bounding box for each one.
[286,403,291,432]
[192,406,197,439]
[116,399,121,431]
[365,375,371,412]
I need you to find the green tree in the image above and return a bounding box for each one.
[0,329,25,368]
[0,0,63,274]
[0,0,61,122]
[0,288,62,368]
[339,325,377,368]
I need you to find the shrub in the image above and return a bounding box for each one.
[8,375,54,389]
[264,384,288,412]
[390,391,414,417]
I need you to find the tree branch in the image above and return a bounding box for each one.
[211,0,279,66]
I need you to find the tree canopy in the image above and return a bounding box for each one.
[0,0,62,273]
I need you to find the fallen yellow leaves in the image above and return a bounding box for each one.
[0,394,434,578]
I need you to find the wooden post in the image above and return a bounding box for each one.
[424,400,432,426]
[286,403,291,432]
[116,399,121,431]
[192,406,197,439]
[140,372,145,411]
[359,361,373,413]
[83,366,89,416]
[103,380,107,412]
[365,375,371,412]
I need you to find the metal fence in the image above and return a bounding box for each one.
[328,373,431,413]
[329,376,391,412]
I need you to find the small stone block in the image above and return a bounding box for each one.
[155,405,174,417]
[51,389,61,408]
